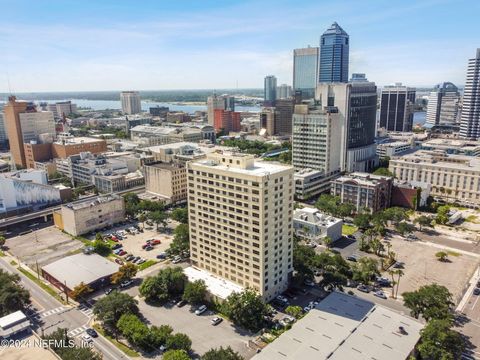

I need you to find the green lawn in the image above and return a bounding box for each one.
[137,259,157,271]
[93,324,139,357]
[342,224,358,236]
[465,215,479,224]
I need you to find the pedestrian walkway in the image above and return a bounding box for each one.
[77,304,94,317]
[40,306,66,318]
[68,324,89,337]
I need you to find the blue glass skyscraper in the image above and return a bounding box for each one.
[319,22,349,83]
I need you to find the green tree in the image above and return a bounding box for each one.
[139,276,169,303]
[292,244,316,280]
[435,251,449,262]
[402,284,454,321]
[163,350,191,360]
[222,288,268,332]
[0,236,6,248]
[149,324,173,348]
[70,282,93,301]
[93,291,138,331]
[0,270,31,316]
[182,280,207,304]
[436,205,451,225]
[372,167,394,177]
[138,213,147,229]
[117,313,150,350]
[92,239,111,257]
[95,232,104,241]
[202,346,244,360]
[352,257,379,285]
[166,333,192,352]
[285,305,303,319]
[323,236,333,248]
[139,267,187,303]
[414,215,433,231]
[43,328,102,360]
[149,210,168,231]
[123,193,140,217]
[168,224,190,255]
[395,222,415,236]
[171,207,189,224]
[417,319,464,360]
[383,207,408,225]
[111,263,138,284]
[314,251,351,290]
[353,213,372,230]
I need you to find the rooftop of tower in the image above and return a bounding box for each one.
[322,22,348,36]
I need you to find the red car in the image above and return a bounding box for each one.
[141,243,150,249]
[115,258,124,265]
[151,239,161,245]
[118,250,126,256]
[111,236,119,242]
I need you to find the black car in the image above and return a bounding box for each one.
[85,328,98,338]
[346,256,357,262]
[111,244,122,250]
[474,288,480,296]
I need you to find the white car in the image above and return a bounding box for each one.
[82,334,93,343]
[195,305,207,315]
[373,291,387,299]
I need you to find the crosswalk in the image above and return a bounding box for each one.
[68,324,89,337]
[78,304,93,317]
[40,306,66,318]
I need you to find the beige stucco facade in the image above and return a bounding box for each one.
[187,152,294,301]
[144,163,187,203]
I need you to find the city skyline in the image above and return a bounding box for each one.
[1,0,479,92]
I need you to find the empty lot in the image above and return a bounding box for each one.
[386,234,480,303]
[5,226,83,268]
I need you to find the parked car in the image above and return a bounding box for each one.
[211,317,223,326]
[157,252,167,260]
[145,246,154,251]
[195,305,207,315]
[357,284,370,293]
[118,250,127,256]
[393,261,404,269]
[346,256,358,262]
[172,256,182,264]
[474,288,480,296]
[177,300,187,307]
[141,243,150,250]
[120,280,133,288]
[85,328,98,338]
[347,234,356,240]
[137,258,146,265]
[151,239,161,245]
[125,255,134,261]
[115,258,124,265]
[132,256,141,263]
[373,291,387,299]
[104,288,113,295]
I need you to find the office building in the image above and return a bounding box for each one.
[4,96,56,168]
[277,84,292,99]
[187,152,294,300]
[389,150,480,206]
[149,106,169,117]
[207,94,235,125]
[260,99,295,136]
[293,47,319,99]
[0,112,8,149]
[331,172,393,213]
[316,74,378,172]
[120,91,141,115]
[376,141,414,157]
[292,105,343,174]
[379,83,416,132]
[420,138,480,156]
[54,194,125,236]
[425,82,461,127]
[264,75,277,106]
[253,292,422,360]
[144,162,187,204]
[460,49,480,139]
[145,142,221,163]
[130,125,205,145]
[319,22,349,83]
[213,109,241,133]
[293,169,340,200]
[293,207,342,242]
[47,101,78,118]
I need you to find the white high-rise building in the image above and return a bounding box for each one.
[19,111,56,144]
[187,151,294,300]
[292,104,344,174]
[425,82,460,127]
[277,84,292,99]
[460,49,480,139]
[120,91,141,115]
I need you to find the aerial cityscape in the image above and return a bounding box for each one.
[0,1,480,360]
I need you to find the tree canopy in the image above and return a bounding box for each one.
[111,263,138,284]
[372,167,394,177]
[93,291,138,330]
[168,224,190,256]
[171,207,189,224]
[417,319,464,360]
[43,328,102,360]
[139,266,187,303]
[202,346,244,360]
[182,280,207,304]
[221,288,268,332]
[0,269,31,317]
[402,284,454,321]
[315,194,355,218]
[163,350,191,360]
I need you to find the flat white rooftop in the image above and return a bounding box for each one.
[184,266,243,300]
[253,292,423,360]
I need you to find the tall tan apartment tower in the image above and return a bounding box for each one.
[187,151,294,300]
[4,96,28,167]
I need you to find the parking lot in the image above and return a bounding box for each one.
[85,221,178,262]
[5,226,84,268]
[138,300,257,358]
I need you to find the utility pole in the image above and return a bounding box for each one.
[64,280,69,304]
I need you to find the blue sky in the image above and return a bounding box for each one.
[0,0,479,92]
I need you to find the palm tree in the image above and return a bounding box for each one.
[323,236,333,248]
[387,270,397,298]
